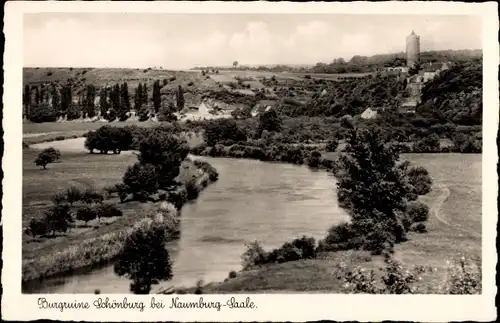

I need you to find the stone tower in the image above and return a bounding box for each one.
[406,30,420,68]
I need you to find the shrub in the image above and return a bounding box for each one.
[241,241,268,270]
[185,178,200,200]
[76,207,98,225]
[325,139,339,152]
[81,188,104,204]
[319,222,358,251]
[407,202,430,223]
[407,166,433,196]
[409,223,427,233]
[307,150,322,168]
[96,204,123,219]
[51,191,68,205]
[228,270,238,279]
[442,257,481,294]
[123,163,159,202]
[193,160,219,182]
[29,103,57,123]
[44,203,74,235]
[65,186,83,205]
[167,187,188,210]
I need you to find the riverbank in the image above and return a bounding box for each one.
[22,143,219,285]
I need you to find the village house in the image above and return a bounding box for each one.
[251,100,279,117]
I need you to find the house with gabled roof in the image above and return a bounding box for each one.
[250,100,279,117]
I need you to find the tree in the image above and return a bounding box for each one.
[99,87,109,117]
[335,125,418,254]
[258,109,282,136]
[326,138,339,152]
[35,147,61,169]
[122,163,159,202]
[137,132,189,189]
[203,119,247,146]
[76,207,98,226]
[28,102,58,123]
[134,83,143,110]
[84,85,97,118]
[44,203,74,236]
[23,84,31,118]
[25,218,48,238]
[408,62,422,76]
[60,84,73,115]
[152,80,162,113]
[233,61,238,68]
[85,126,133,154]
[114,218,173,294]
[176,85,185,111]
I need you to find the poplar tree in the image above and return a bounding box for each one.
[152,80,161,113]
[176,85,185,111]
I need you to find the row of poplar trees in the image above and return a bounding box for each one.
[23,80,186,123]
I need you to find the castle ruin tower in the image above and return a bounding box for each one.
[406,30,420,67]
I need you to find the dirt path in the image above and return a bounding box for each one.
[430,184,478,238]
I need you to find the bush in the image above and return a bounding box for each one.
[81,188,104,204]
[203,119,247,146]
[185,178,200,200]
[319,222,358,251]
[407,166,433,196]
[228,270,238,279]
[44,204,74,235]
[167,187,188,210]
[76,207,98,225]
[28,103,57,123]
[442,257,481,294]
[193,160,219,182]
[407,202,430,223]
[241,241,268,270]
[96,204,123,219]
[307,150,322,168]
[85,126,133,154]
[123,163,159,202]
[409,223,427,233]
[35,147,61,169]
[325,139,339,152]
[64,186,83,205]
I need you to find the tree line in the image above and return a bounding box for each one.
[23,80,186,123]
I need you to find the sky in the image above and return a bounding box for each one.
[23,13,482,69]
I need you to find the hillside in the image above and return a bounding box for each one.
[418,61,482,125]
[23,67,219,96]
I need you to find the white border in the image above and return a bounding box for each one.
[2,1,498,321]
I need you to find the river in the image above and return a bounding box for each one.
[24,149,349,293]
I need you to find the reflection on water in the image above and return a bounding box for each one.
[24,157,348,293]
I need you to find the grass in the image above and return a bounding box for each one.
[22,145,213,283]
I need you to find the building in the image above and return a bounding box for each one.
[360,107,379,120]
[400,99,418,114]
[406,30,420,67]
[251,100,278,117]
